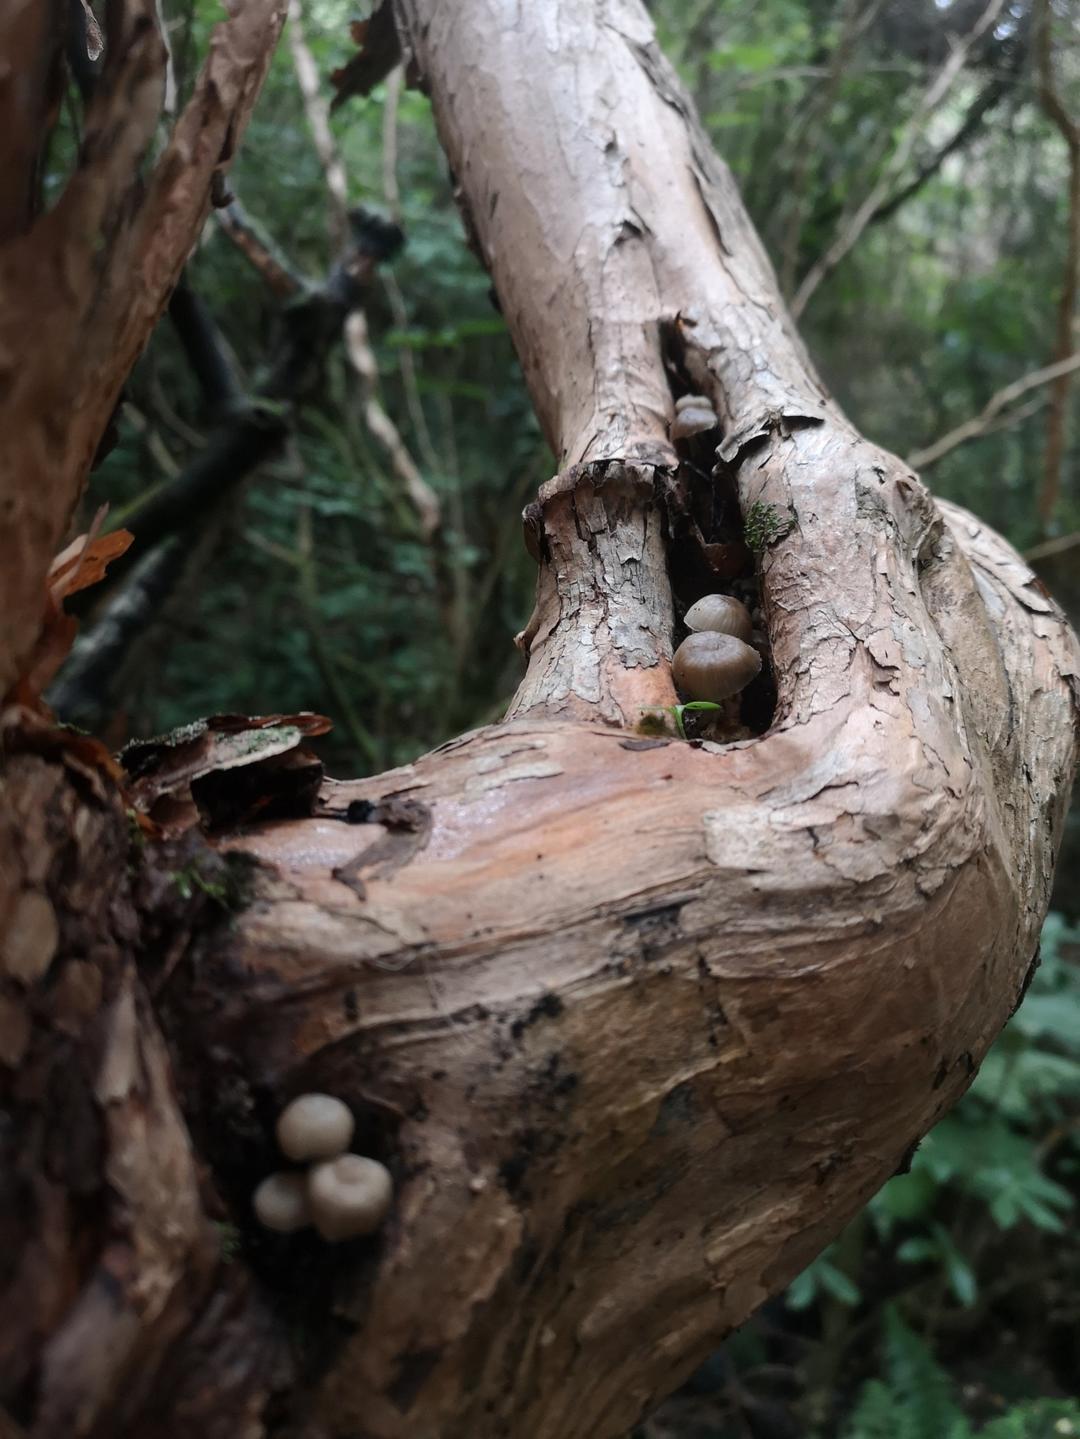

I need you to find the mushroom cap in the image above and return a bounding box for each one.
[276,1092,355,1162]
[253,1171,311,1233]
[675,393,711,413]
[683,593,753,642]
[672,631,761,703]
[671,403,718,441]
[308,1154,393,1242]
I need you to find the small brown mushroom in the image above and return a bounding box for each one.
[683,593,753,642]
[253,1172,311,1233]
[672,631,761,703]
[276,1092,355,1162]
[307,1154,393,1241]
[671,395,718,441]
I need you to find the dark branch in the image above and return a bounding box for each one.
[329,0,401,111]
[47,539,188,729]
[168,276,243,415]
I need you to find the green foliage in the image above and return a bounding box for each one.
[841,1311,1080,1439]
[639,700,725,740]
[980,1400,1080,1438]
[841,1308,968,1439]
[875,916,1080,1249]
[786,1252,862,1311]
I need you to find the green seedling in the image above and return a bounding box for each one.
[640,700,724,740]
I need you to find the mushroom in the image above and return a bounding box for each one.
[683,593,753,643]
[253,1171,311,1233]
[672,631,761,703]
[671,393,718,441]
[307,1154,394,1241]
[276,1092,355,1162]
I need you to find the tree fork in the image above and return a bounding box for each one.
[1,2,1078,1439]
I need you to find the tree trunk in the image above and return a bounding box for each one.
[2,3,1078,1439]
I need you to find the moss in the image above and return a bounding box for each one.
[170,852,255,911]
[216,1220,242,1262]
[744,501,793,553]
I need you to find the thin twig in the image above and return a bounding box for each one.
[779,0,883,299]
[792,0,1008,318]
[287,7,441,538]
[1034,0,1080,535]
[295,504,381,769]
[382,63,403,224]
[1025,530,1080,564]
[380,67,441,476]
[217,197,306,299]
[343,311,440,538]
[906,353,1080,470]
[287,0,348,249]
[868,67,1017,228]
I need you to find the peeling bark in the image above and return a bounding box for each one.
[1,2,1078,1438]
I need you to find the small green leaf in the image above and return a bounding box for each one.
[817,1259,861,1306]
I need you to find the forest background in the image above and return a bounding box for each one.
[51,0,1080,1434]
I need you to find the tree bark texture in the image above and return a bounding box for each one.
[2,3,1078,1439]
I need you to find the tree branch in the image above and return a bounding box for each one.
[46,539,189,728]
[168,274,244,414]
[328,0,401,110]
[287,0,349,250]
[0,0,288,701]
[3,5,1078,1439]
[868,66,1016,227]
[105,208,404,559]
[287,0,441,539]
[778,0,884,300]
[1034,0,1080,535]
[906,352,1080,470]
[792,0,1007,319]
[0,0,64,241]
[217,196,307,299]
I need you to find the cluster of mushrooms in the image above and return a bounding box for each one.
[252,1093,393,1242]
[672,593,761,704]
